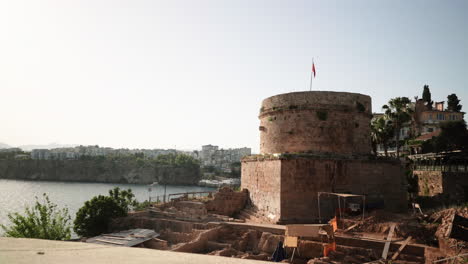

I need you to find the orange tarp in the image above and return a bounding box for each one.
[323,242,336,257]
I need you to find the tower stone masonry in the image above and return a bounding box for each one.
[241,91,407,224]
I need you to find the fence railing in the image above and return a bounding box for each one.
[149,191,214,203]
[413,164,468,172]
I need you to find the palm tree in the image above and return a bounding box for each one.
[382,97,413,158]
[371,117,394,157]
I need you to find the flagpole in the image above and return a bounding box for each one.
[309,58,314,91]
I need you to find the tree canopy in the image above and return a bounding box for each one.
[371,117,394,156]
[422,121,468,153]
[422,85,433,110]
[153,153,200,167]
[74,187,137,237]
[383,97,413,157]
[446,93,462,112]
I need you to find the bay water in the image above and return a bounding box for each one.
[0,179,215,236]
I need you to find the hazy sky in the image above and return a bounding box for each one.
[1,0,467,152]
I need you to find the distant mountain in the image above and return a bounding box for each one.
[0,143,12,149]
[18,143,78,151]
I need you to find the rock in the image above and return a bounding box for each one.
[343,255,361,264]
[233,229,260,252]
[291,258,308,264]
[241,253,269,260]
[307,258,332,264]
[143,238,168,250]
[297,240,325,259]
[327,250,344,260]
[211,247,240,257]
[257,232,283,254]
[171,226,221,253]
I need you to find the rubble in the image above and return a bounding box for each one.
[431,207,468,255]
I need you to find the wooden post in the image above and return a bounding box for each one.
[391,236,412,261]
[318,193,321,223]
[362,196,366,221]
[337,196,342,228]
[382,223,396,260]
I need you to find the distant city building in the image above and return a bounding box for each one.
[29,144,252,170]
[0,148,22,153]
[199,145,251,172]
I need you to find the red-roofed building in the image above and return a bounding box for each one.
[414,130,441,141]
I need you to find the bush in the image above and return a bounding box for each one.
[316,111,328,121]
[73,187,137,237]
[134,200,152,211]
[1,193,71,240]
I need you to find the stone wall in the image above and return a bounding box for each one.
[259,91,372,155]
[242,155,407,224]
[240,158,282,223]
[205,187,249,217]
[413,170,468,203]
[280,156,406,223]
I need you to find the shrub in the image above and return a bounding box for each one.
[356,101,366,112]
[1,193,71,240]
[316,111,328,121]
[134,200,152,211]
[74,187,137,237]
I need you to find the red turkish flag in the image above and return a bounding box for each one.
[312,63,316,78]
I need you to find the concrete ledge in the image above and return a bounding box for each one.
[0,237,271,264]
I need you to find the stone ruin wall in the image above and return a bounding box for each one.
[259,91,372,155]
[413,170,468,203]
[205,187,249,217]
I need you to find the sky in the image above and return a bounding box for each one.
[1,0,467,153]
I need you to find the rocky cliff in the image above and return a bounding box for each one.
[0,159,201,185]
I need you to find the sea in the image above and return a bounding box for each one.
[0,179,215,236]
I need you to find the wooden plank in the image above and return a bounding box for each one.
[286,224,324,237]
[381,223,396,260]
[344,223,359,232]
[391,236,412,261]
[284,236,298,248]
[102,236,134,241]
[432,253,468,263]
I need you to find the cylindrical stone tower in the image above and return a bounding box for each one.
[259,91,372,155]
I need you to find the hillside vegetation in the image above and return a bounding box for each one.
[0,153,201,185]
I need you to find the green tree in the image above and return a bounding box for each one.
[383,97,413,158]
[1,194,71,240]
[108,187,138,211]
[154,153,200,168]
[422,85,433,110]
[371,117,394,157]
[446,93,462,112]
[74,187,137,237]
[422,121,468,153]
